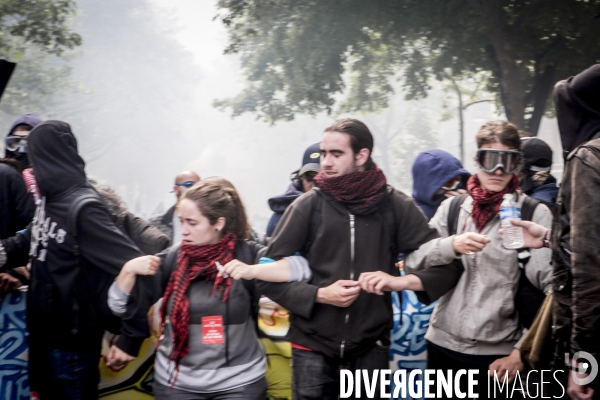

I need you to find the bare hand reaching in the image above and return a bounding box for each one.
[452,232,491,254]
[499,220,549,249]
[220,259,255,280]
[123,255,161,276]
[316,280,360,307]
[105,345,136,369]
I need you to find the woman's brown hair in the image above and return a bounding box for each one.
[183,177,251,240]
[476,120,521,149]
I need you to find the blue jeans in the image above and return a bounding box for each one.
[292,343,390,400]
[35,349,99,400]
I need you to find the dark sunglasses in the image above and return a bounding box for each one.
[170,181,196,192]
[475,149,522,174]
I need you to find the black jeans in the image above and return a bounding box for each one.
[34,349,99,400]
[153,377,267,400]
[292,343,389,400]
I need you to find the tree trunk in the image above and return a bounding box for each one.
[474,0,525,129]
[525,65,556,136]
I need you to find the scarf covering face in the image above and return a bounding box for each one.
[314,162,387,214]
[160,232,237,381]
[467,174,520,232]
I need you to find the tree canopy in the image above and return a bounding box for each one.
[0,0,81,113]
[215,0,600,134]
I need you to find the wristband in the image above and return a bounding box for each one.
[541,229,551,248]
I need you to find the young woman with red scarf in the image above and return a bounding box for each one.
[104,179,309,399]
[398,120,554,399]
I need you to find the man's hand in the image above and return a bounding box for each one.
[105,345,136,369]
[0,273,22,296]
[500,220,548,249]
[220,259,255,280]
[452,232,491,254]
[358,271,424,294]
[123,256,161,276]
[316,280,360,307]
[488,348,524,383]
[567,362,595,400]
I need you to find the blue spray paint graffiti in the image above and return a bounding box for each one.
[0,291,30,400]
[390,290,436,400]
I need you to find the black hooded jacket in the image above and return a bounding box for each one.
[554,64,600,159]
[0,161,34,239]
[1,121,143,358]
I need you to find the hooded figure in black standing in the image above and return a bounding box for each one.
[0,120,143,400]
[551,64,600,400]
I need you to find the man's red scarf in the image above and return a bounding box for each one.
[160,232,237,384]
[467,174,520,232]
[314,162,387,214]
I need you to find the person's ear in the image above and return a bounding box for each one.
[214,217,226,232]
[355,148,370,168]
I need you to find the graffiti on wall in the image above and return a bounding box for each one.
[390,290,436,400]
[0,290,29,400]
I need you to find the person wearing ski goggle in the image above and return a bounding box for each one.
[402,120,553,398]
[475,148,523,175]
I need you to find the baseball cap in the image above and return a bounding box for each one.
[298,142,321,176]
[521,137,553,172]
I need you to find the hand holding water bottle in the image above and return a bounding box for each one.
[499,194,524,249]
[500,220,549,249]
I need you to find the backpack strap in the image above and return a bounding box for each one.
[447,194,469,236]
[67,194,106,258]
[302,188,323,256]
[384,186,399,259]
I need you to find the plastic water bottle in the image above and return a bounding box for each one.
[500,193,524,249]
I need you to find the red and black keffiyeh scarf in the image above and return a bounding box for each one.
[314,163,388,214]
[160,232,237,383]
[467,174,520,232]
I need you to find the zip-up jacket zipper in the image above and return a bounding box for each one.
[340,213,355,358]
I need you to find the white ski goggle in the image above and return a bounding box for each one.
[475,149,522,174]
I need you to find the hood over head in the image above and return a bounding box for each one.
[28,120,87,201]
[5,112,43,168]
[268,180,304,213]
[553,64,600,159]
[411,149,470,220]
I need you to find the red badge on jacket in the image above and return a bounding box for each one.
[202,316,225,344]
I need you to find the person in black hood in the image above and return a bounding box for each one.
[553,64,600,160]
[0,120,143,400]
[551,64,600,400]
[518,137,559,208]
[266,142,320,237]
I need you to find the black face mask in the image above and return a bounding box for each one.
[6,150,30,170]
[431,192,447,206]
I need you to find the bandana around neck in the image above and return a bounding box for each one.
[160,232,237,386]
[314,162,388,214]
[467,174,520,232]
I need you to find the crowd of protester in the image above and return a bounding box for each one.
[1,64,599,400]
